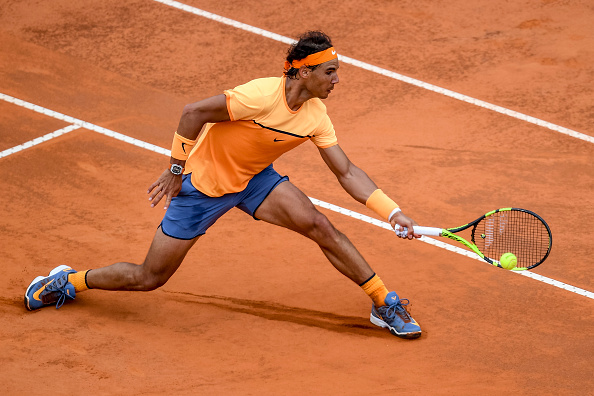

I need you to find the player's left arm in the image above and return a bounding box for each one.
[317,144,419,238]
[317,144,376,202]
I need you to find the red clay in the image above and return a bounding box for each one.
[1,0,593,394]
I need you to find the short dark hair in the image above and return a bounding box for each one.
[284,31,333,79]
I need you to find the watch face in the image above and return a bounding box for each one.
[170,164,183,175]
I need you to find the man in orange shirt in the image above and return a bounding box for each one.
[25,31,422,339]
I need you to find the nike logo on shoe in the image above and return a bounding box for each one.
[33,279,54,302]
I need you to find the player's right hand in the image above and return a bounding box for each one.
[147,169,183,209]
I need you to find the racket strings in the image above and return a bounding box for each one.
[473,210,551,267]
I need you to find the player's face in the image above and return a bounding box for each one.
[307,59,339,99]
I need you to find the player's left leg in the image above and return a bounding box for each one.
[252,180,421,339]
[254,180,374,285]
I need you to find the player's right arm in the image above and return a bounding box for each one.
[148,94,231,209]
[176,94,231,141]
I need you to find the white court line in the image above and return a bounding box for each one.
[1,93,592,300]
[152,0,594,145]
[0,93,170,157]
[0,124,81,159]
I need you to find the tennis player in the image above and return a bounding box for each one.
[24,31,422,339]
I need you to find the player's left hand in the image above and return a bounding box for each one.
[390,211,421,240]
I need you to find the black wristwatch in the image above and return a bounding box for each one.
[170,164,184,175]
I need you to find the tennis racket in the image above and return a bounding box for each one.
[395,208,552,270]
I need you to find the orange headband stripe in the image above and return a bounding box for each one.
[284,47,338,71]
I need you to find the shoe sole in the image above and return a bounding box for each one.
[370,313,422,339]
[24,265,73,310]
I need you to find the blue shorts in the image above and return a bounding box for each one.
[160,164,289,240]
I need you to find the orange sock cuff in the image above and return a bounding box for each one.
[68,270,90,292]
[360,274,389,307]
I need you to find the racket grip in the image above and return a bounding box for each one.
[394,226,443,237]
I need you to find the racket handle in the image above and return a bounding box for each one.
[394,226,443,237]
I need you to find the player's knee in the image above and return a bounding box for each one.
[141,276,168,291]
[135,268,170,291]
[306,212,340,245]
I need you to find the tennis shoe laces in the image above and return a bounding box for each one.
[370,291,421,339]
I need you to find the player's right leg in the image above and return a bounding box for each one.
[85,227,199,291]
[24,228,199,310]
[25,173,232,310]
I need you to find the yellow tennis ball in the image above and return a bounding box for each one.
[500,252,517,270]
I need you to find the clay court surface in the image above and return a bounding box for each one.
[1,0,593,394]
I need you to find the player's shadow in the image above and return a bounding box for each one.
[163,290,384,338]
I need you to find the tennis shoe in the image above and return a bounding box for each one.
[370,291,421,339]
[24,265,77,310]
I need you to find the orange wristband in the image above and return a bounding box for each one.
[365,189,399,221]
[171,132,196,161]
